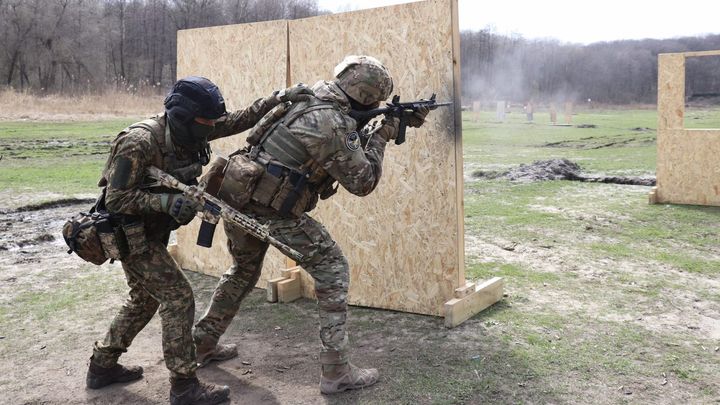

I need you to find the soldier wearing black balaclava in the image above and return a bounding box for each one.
[86,76,313,405]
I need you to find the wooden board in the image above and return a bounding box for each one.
[288,0,463,316]
[654,50,720,206]
[172,20,290,284]
[444,277,504,328]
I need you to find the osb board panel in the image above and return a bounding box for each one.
[657,54,684,130]
[656,129,720,206]
[173,21,289,283]
[288,0,462,316]
[656,51,720,206]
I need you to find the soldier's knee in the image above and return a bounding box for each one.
[125,297,160,314]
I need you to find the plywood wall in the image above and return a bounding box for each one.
[173,21,290,283]
[655,50,720,206]
[288,0,462,316]
[172,0,464,316]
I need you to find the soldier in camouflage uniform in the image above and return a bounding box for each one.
[87,76,313,405]
[192,56,429,394]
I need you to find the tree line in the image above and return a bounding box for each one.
[0,0,320,94]
[460,30,720,104]
[2,0,719,104]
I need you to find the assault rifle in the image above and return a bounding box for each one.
[145,166,305,262]
[348,93,453,145]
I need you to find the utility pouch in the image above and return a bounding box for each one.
[96,217,124,260]
[122,221,148,256]
[269,173,313,218]
[217,153,264,210]
[200,155,228,197]
[63,211,112,265]
[251,169,284,207]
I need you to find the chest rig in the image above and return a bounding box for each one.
[131,115,206,183]
[241,98,340,217]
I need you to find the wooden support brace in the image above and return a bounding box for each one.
[267,266,303,303]
[454,282,476,299]
[648,186,658,205]
[444,277,504,328]
[266,277,286,303]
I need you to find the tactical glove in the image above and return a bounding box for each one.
[376,116,401,142]
[407,105,429,128]
[160,193,202,225]
[276,83,314,103]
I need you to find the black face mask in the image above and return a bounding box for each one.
[168,118,214,152]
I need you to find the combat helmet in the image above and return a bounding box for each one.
[164,76,226,151]
[334,55,393,106]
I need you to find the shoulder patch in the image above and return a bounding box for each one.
[345,131,361,151]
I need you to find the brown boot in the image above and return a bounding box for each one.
[196,343,238,368]
[319,351,379,394]
[170,377,230,405]
[86,357,143,389]
[193,328,238,368]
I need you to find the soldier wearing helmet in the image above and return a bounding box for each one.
[193,55,429,394]
[86,76,312,405]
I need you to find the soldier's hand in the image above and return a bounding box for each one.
[376,116,400,142]
[407,106,429,128]
[160,193,202,225]
[276,83,314,103]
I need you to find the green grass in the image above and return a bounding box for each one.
[464,109,660,175]
[466,261,562,285]
[461,107,719,401]
[0,268,124,325]
[0,119,134,195]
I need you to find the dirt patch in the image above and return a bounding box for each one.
[9,197,97,214]
[0,139,110,159]
[472,159,656,186]
[542,134,655,149]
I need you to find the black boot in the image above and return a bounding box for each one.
[86,358,143,389]
[170,377,230,405]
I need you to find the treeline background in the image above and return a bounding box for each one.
[2,0,720,104]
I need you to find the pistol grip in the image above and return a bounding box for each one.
[395,117,407,145]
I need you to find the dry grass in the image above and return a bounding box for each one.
[0,89,162,121]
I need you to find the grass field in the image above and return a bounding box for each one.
[460,107,720,403]
[0,119,136,196]
[1,108,719,403]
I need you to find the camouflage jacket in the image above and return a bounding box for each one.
[287,80,395,197]
[101,94,280,234]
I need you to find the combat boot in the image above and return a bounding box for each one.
[193,328,238,367]
[86,357,143,389]
[319,351,379,394]
[170,377,230,405]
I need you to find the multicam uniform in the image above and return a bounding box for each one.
[193,80,400,366]
[92,95,281,380]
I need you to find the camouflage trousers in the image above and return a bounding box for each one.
[194,211,350,358]
[92,241,197,379]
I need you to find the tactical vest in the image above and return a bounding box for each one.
[243,98,340,217]
[99,115,203,188]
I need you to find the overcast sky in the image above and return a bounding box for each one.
[317,0,719,44]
